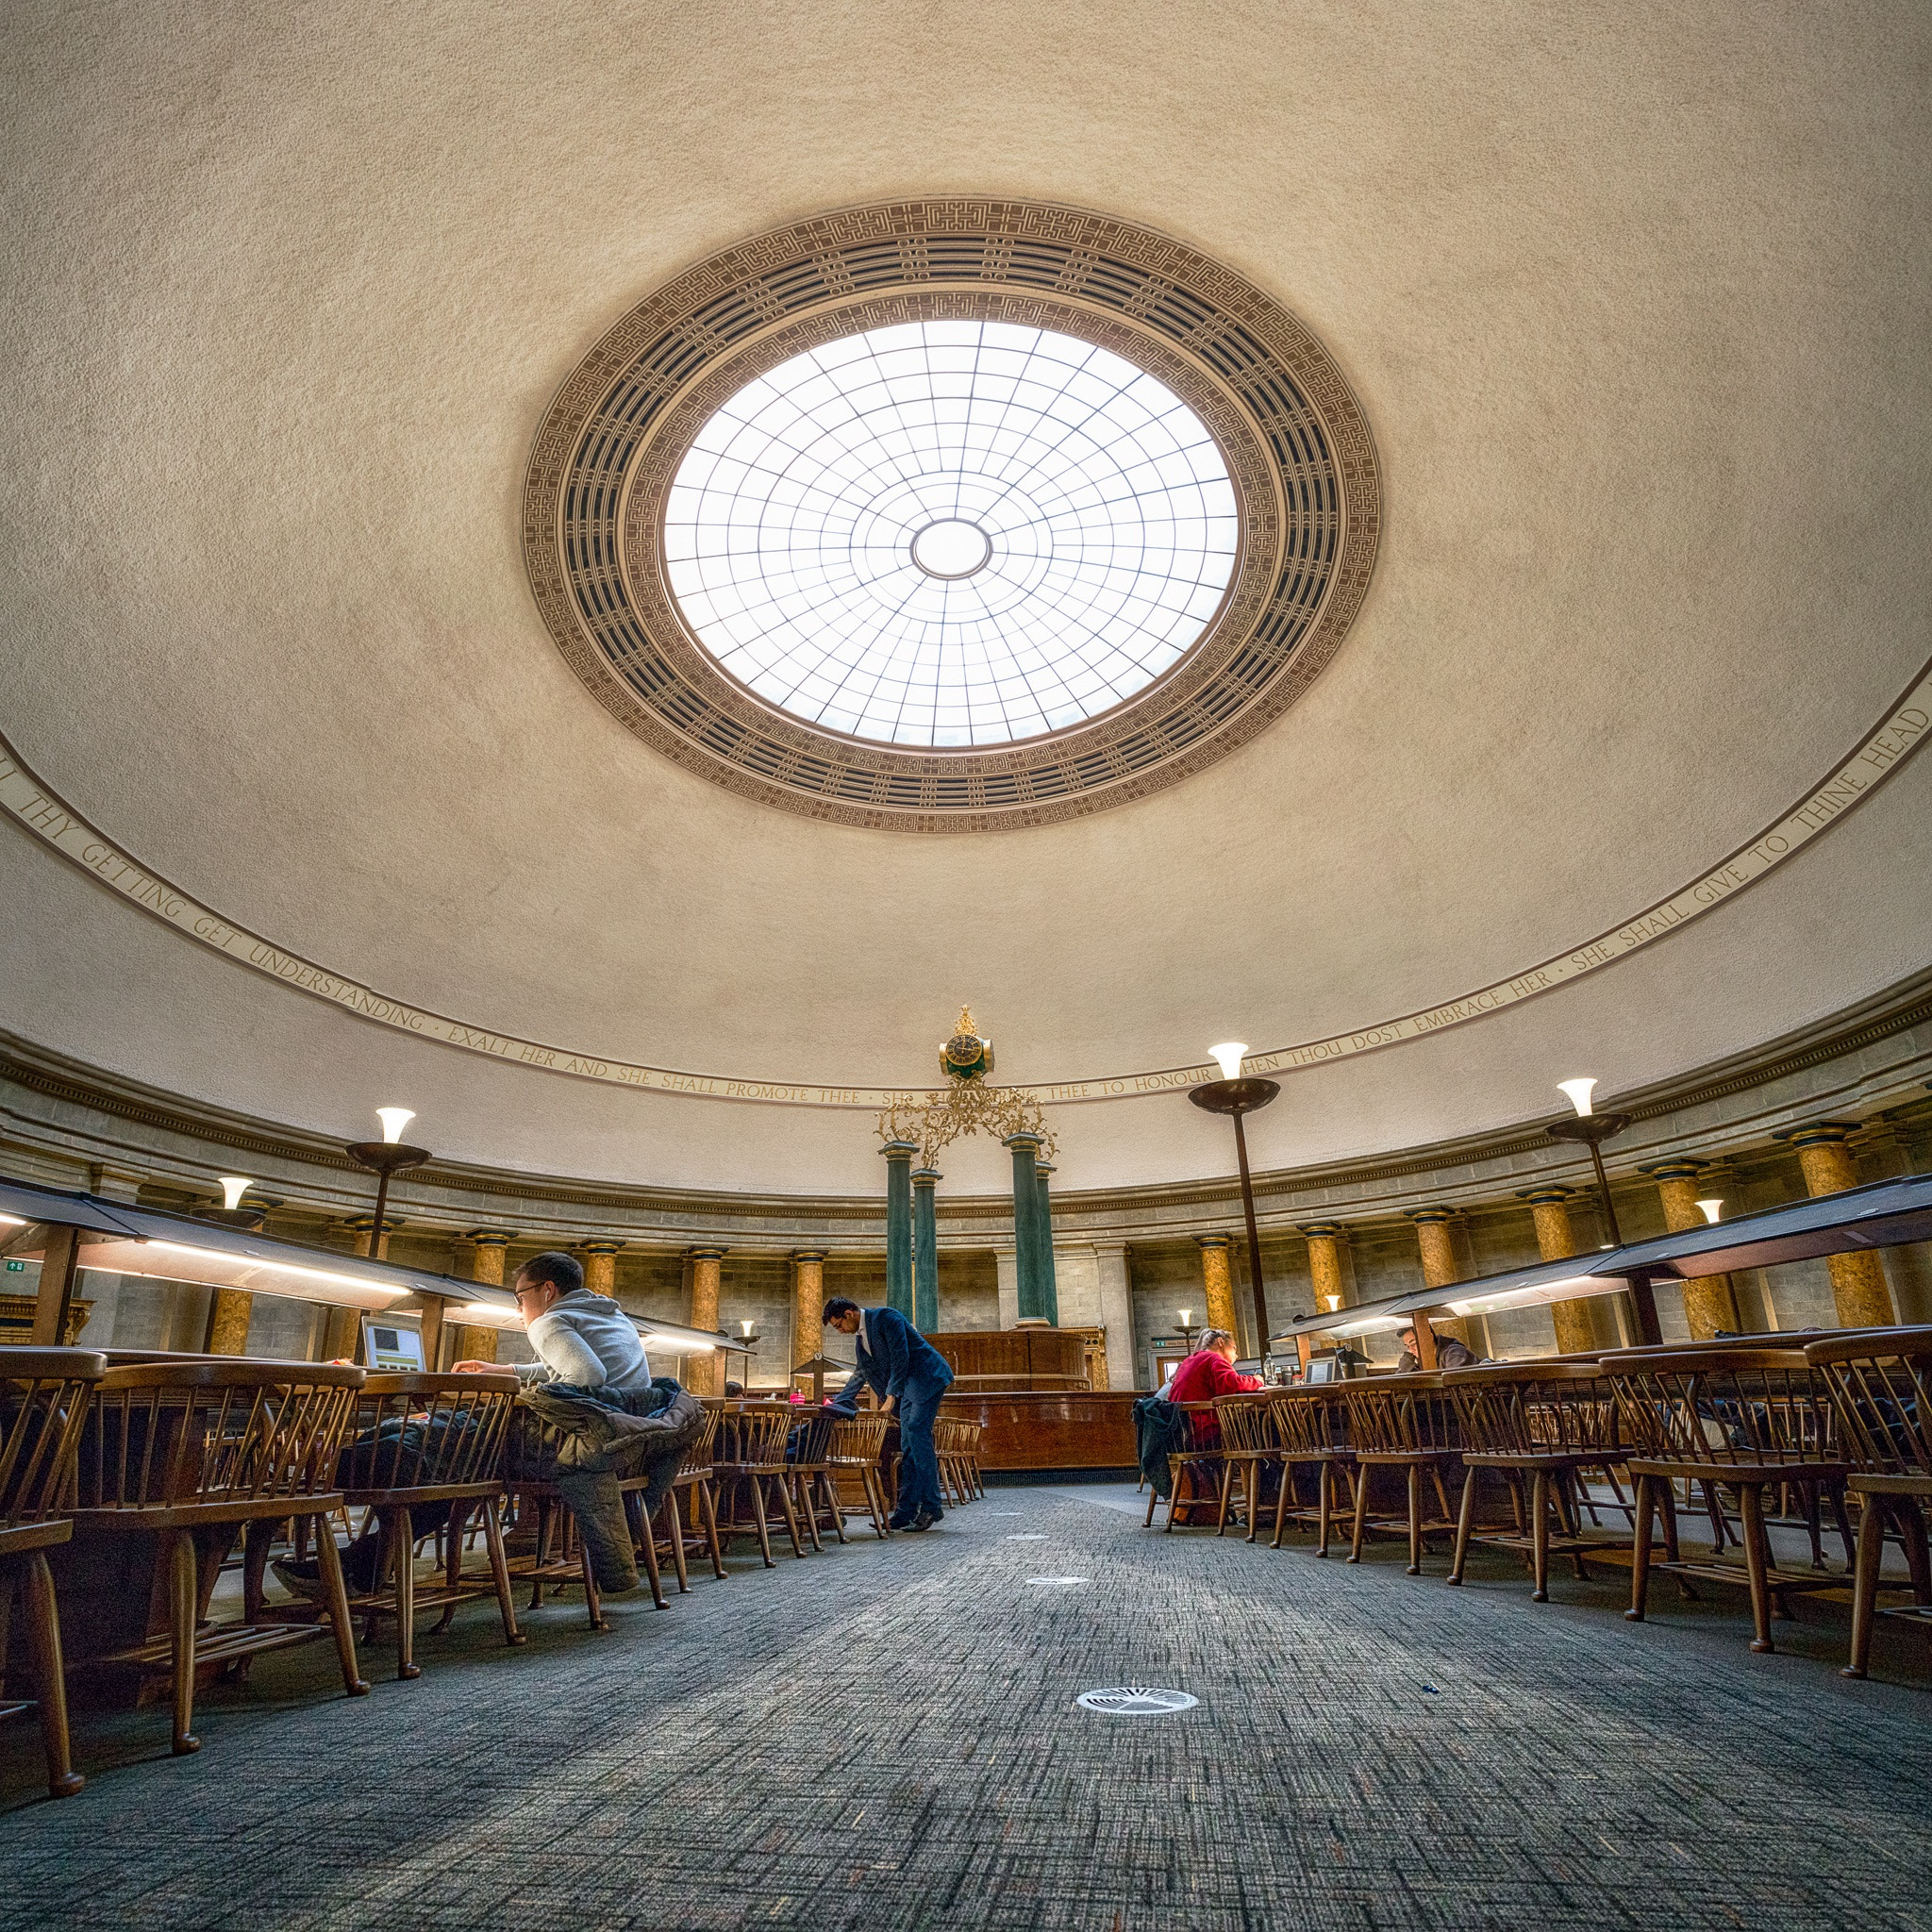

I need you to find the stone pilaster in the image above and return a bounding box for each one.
[452,1229,516,1364]
[1519,1186,1599,1355]
[1641,1161,1740,1339]
[791,1251,827,1371]
[205,1290,254,1357]
[686,1246,726,1397]
[1297,1223,1351,1314]
[1407,1207,1472,1351]
[1780,1124,1897,1326]
[1195,1234,1239,1339]
[911,1169,941,1333]
[1035,1160,1061,1328]
[578,1241,623,1298]
[1092,1241,1138,1391]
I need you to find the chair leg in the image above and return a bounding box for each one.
[434,1504,466,1633]
[1626,1474,1654,1623]
[21,1554,82,1797]
[310,1512,372,1698]
[1447,1466,1477,1586]
[1738,1483,1775,1655]
[1316,1463,1333,1557]
[1898,1497,1932,1604]
[242,1519,272,1624]
[391,1505,420,1679]
[1214,1457,1235,1537]
[773,1473,808,1557]
[1844,1492,1886,1679]
[1270,1463,1291,1549]
[748,1476,775,1568]
[1349,1464,1370,1563]
[699,1479,727,1575]
[820,1471,850,1544]
[1531,1469,1551,1603]
[575,1532,609,1632]
[1406,1464,1423,1576]
[637,1497,668,1609]
[169,1530,201,1756]
[481,1498,525,1645]
[662,1494,691,1592]
[794,1474,824,1554]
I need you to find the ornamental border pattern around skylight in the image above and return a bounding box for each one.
[524,200,1380,831]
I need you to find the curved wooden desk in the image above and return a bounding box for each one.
[939,1390,1141,1474]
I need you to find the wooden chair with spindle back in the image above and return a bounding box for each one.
[710,1405,807,1565]
[308,1371,525,1679]
[962,1420,986,1499]
[827,1410,893,1539]
[1442,1359,1635,1601]
[1158,1402,1227,1532]
[63,1358,369,1755]
[1341,1373,1462,1574]
[1603,1346,1850,1654]
[1212,1393,1280,1542]
[784,1407,844,1550]
[1268,1384,1355,1554]
[0,1347,106,1797]
[1804,1327,1932,1678]
[658,1401,725,1591]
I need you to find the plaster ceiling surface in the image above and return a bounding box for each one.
[2,1,1929,1196]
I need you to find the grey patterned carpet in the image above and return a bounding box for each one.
[2,1484,1928,1931]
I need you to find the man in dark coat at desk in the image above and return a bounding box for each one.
[1395,1324,1477,1373]
[824,1296,955,1531]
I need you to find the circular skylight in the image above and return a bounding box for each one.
[661,320,1241,746]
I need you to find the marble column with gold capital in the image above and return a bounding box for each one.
[1407,1208,1472,1352]
[577,1241,623,1298]
[1519,1186,1598,1355]
[1641,1161,1740,1339]
[1297,1223,1351,1315]
[687,1245,726,1396]
[453,1229,517,1363]
[1780,1123,1897,1326]
[1195,1235,1240,1339]
[791,1251,827,1374]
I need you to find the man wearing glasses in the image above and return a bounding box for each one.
[457,1251,654,1391]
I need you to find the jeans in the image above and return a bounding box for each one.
[894,1376,948,1522]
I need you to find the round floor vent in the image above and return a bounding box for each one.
[1075,1687,1199,1717]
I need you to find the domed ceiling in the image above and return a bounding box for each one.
[1,2,1928,1200]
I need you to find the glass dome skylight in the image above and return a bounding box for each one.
[661,320,1241,747]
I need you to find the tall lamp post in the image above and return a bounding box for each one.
[1544,1077,1660,1345]
[1188,1042,1279,1357]
[346,1108,430,1260]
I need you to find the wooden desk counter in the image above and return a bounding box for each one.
[940,1389,1141,1473]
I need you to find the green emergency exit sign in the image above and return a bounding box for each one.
[5,1258,25,1272]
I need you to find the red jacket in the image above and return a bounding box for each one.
[1169,1350,1263,1445]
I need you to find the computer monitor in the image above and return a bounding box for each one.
[361,1319,425,1372]
[1304,1357,1337,1385]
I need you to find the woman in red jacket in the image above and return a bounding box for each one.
[1169,1329,1264,1445]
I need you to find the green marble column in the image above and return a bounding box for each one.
[1005,1131,1052,1325]
[912,1166,941,1333]
[1035,1158,1060,1328]
[882,1140,917,1319]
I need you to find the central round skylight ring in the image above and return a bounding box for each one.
[909,519,993,581]
[658,317,1241,750]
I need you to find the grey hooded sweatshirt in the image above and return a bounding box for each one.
[515,1289,654,1392]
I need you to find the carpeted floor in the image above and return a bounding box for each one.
[2,1484,1928,1930]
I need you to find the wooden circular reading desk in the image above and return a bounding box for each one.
[925,1330,1140,1475]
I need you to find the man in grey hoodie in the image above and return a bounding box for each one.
[454,1252,695,1595]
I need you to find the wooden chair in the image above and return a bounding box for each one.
[1268,1385,1355,1555]
[657,1403,725,1591]
[1157,1402,1226,1532]
[1212,1393,1280,1542]
[961,1421,987,1500]
[300,1371,525,1679]
[1805,1327,1932,1678]
[1442,1360,1635,1600]
[0,1347,105,1797]
[63,1358,369,1755]
[784,1407,844,1551]
[711,1406,806,1565]
[827,1410,893,1539]
[1604,1346,1850,1654]
[1342,1374,1462,1574]
[502,1480,620,1630]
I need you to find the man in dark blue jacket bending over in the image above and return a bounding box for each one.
[824,1296,955,1531]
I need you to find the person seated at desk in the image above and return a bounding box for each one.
[1393,1324,1476,1373]
[1168,1329,1263,1441]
